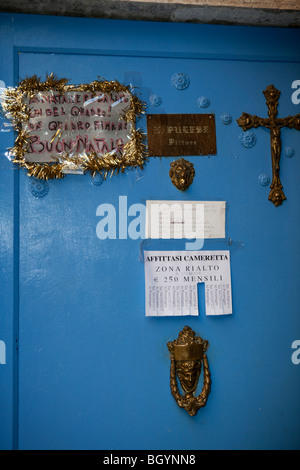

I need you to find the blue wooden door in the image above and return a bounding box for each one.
[0,13,300,450]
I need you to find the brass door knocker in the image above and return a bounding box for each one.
[167,326,211,416]
[169,158,195,191]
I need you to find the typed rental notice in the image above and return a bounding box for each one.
[144,250,232,316]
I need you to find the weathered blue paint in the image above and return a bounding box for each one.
[0,13,299,450]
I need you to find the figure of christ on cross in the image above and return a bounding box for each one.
[237,85,300,207]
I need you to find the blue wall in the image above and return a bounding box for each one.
[0,13,300,450]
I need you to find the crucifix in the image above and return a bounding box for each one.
[237,85,300,207]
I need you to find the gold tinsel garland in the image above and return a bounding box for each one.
[1,73,147,180]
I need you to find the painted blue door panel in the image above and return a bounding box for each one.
[0,13,300,450]
[0,17,20,450]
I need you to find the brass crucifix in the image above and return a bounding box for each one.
[237,85,300,206]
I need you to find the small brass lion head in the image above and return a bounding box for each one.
[169,158,195,191]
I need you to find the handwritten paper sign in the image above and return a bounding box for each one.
[144,250,232,316]
[25,91,132,162]
[1,74,146,180]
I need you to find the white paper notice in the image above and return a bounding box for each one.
[144,250,232,316]
[145,201,226,239]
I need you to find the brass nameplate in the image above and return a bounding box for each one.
[147,114,217,157]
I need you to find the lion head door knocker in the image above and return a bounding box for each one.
[167,326,211,416]
[169,158,195,191]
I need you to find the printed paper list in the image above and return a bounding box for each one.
[144,250,232,316]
